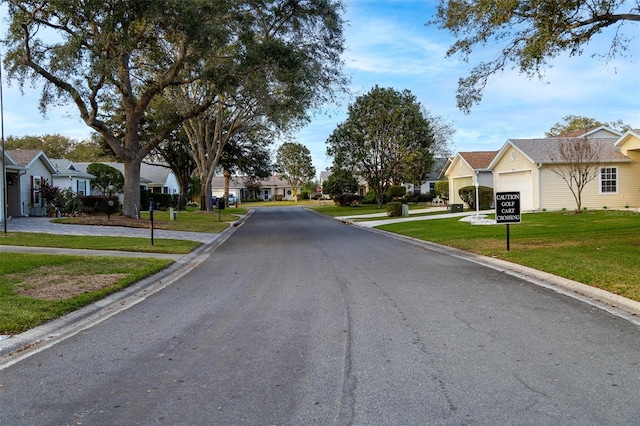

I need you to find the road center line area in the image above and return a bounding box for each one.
[1,208,639,425]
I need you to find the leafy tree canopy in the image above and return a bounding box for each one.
[323,168,359,196]
[86,163,124,196]
[546,115,634,137]
[5,134,74,158]
[3,0,347,216]
[326,86,435,208]
[276,142,316,201]
[430,0,640,113]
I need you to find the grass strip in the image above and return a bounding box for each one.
[378,210,640,301]
[0,253,172,335]
[0,232,199,254]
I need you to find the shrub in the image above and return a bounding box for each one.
[79,195,118,214]
[333,193,363,206]
[386,201,403,217]
[434,180,449,201]
[405,192,434,203]
[362,190,389,205]
[386,186,407,199]
[458,185,493,210]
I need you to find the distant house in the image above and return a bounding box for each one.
[141,163,180,195]
[74,162,179,195]
[405,157,449,196]
[488,126,639,211]
[50,158,95,196]
[211,175,296,202]
[6,149,57,217]
[444,151,498,206]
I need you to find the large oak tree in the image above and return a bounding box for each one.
[326,86,435,208]
[3,0,346,217]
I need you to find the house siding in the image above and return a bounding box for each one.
[539,167,579,210]
[538,162,637,210]
[21,160,53,216]
[448,157,474,204]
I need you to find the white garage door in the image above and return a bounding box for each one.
[498,171,534,211]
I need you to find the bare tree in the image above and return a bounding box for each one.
[547,137,606,213]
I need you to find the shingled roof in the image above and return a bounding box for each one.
[7,149,57,173]
[506,138,630,164]
[458,151,498,170]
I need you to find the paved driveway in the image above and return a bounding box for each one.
[4,217,217,243]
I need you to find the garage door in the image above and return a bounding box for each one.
[498,171,534,211]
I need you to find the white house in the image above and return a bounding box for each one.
[211,174,297,202]
[50,158,95,196]
[74,162,178,195]
[405,157,450,196]
[141,162,180,195]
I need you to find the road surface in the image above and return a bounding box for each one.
[1,207,639,425]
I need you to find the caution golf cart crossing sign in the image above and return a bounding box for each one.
[495,192,521,224]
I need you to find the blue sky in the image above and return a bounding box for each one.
[2,1,639,173]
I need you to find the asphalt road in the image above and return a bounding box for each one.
[1,207,639,425]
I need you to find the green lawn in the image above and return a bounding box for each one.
[308,202,432,217]
[0,253,171,335]
[377,210,640,301]
[55,208,244,233]
[0,232,200,254]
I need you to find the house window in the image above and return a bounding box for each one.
[32,176,42,206]
[413,187,421,196]
[600,167,617,193]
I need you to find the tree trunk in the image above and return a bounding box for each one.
[223,170,231,208]
[200,171,213,211]
[122,158,142,218]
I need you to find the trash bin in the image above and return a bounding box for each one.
[448,204,463,213]
[170,208,177,220]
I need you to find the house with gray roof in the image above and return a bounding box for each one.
[73,162,178,195]
[488,126,639,211]
[50,158,95,197]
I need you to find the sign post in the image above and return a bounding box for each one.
[495,191,521,251]
[149,199,154,246]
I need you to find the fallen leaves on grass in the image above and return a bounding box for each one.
[10,266,126,300]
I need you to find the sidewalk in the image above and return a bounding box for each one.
[339,207,494,228]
